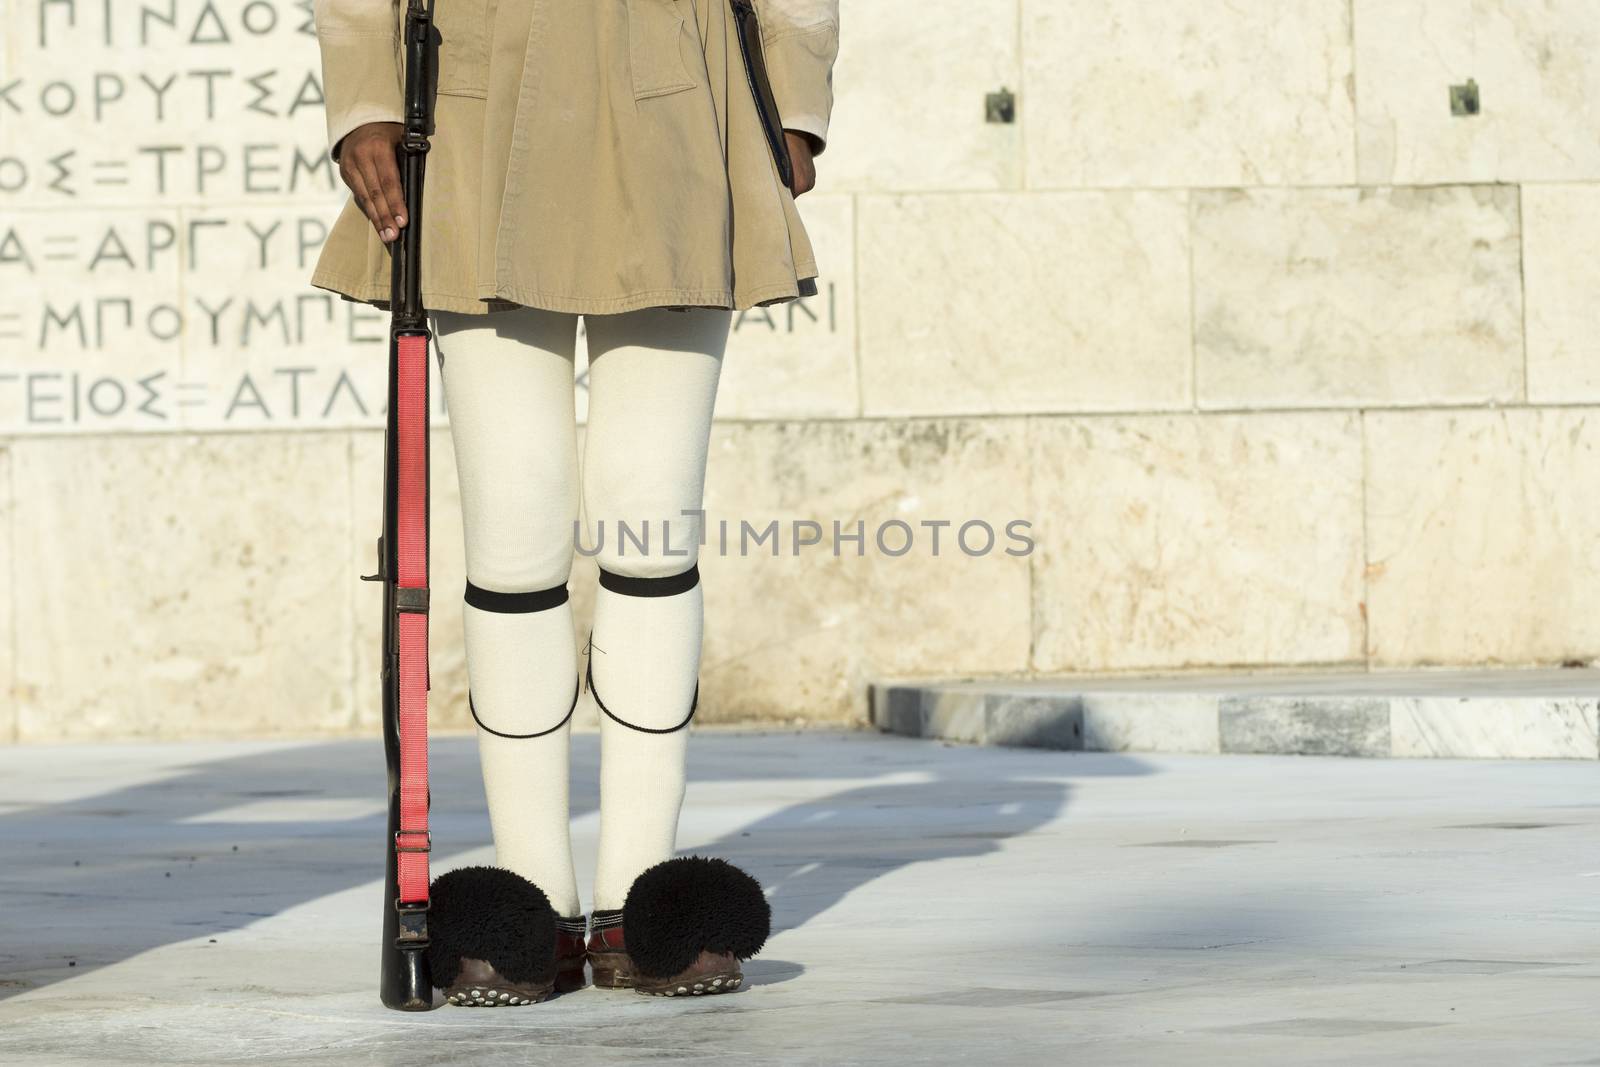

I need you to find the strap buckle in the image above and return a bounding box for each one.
[394,829,431,854]
[397,586,430,613]
[393,898,430,946]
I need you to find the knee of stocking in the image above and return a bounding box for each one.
[463,576,580,738]
[586,562,702,734]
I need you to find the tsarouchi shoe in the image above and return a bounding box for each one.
[618,855,770,997]
[633,947,745,998]
[554,913,588,994]
[425,865,560,1006]
[587,912,746,995]
[587,909,633,989]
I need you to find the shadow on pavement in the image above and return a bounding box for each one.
[0,730,1154,1000]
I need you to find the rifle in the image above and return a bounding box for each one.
[363,0,438,1012]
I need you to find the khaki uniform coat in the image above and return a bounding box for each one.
[308,0,839,315]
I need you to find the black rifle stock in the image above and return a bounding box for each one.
[366,0,438,1012]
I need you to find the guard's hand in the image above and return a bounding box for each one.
[338,121,407,244]
[785,130,818,197]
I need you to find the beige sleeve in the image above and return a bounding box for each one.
[754,0,840,155]
[313,0,404,164]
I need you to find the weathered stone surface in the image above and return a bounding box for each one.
[1392,698,1600,759]
[1524,184,1600,403]
[716,195,858,420]
[873,685,925,738]
[1365,409,1600,667]
[0,208,185,437]
[700,417,1032,722]
[820,0,1020,192]
[859,191,1191,415]
[922,689,988,745]
[1030,412,1366,671]
[1024,0,1355,188]
[1220,696,1391,757]
[12,433,354,740]
[1355,0,1600,184]
[881,669,1600,757]
[178,203,393,434]
[3,3,329,208]
[985,693,1085,751]
[1081,694,1221,755]
[1194,186,1523,408]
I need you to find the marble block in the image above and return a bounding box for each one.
[3,3,333,207]
[1364,408,1600,667]
[12,433,354,740]
[819,0,1020,192]
[699,417,1033,723]
[874,685,1089,751]
[1080,693,1221,755]
[922,689,989,745]
[1194,186,1523,409]
[715,195,858,420]
[179,203,393,434]
[984,692,1085,751]
[873,685,926,738]
[1220,696,1391,757]
[0,207,185,436]
[1355,0,1600,184]
[1392,698,1600,759]
[1023,0,1355,188]
[1029,411,1366,672]
[1523,184,1600,403]
[858,191,1191,416]
[883,669,1600,757]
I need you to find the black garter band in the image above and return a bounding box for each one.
[464,578,570,613]
[596,562,699,597]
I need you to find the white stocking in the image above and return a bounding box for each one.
[581,306,731,912]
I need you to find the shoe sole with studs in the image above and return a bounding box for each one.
[635,970,744,997]
[444,982,553,1007]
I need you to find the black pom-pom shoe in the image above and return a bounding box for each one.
[612,855,771,997]
[426,866,566,1006]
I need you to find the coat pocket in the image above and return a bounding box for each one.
[434,0,490,96]
[626,0,698,100]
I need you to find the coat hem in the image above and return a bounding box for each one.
[311,271,818,316]
[478,277,819,315]
[309,273,519,316]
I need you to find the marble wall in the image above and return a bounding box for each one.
[3,1,1598,739]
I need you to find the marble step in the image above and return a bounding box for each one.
[869,668,1600,759]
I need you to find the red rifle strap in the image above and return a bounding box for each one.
[395,331,431,904]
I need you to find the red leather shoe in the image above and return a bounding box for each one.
[587,910,633,989]
[587,910,746,996]
[554,915,588,994]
